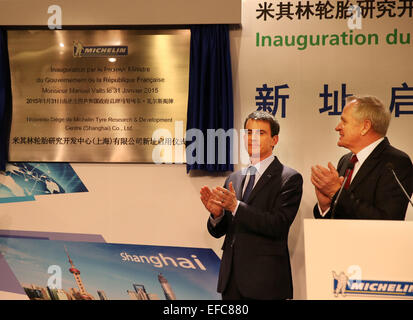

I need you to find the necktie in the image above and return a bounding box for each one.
[242,166,257,202]
[344,154,358,189]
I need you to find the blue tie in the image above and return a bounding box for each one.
[242,166,257,202]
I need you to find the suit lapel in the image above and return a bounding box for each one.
[349,137,389,191]
[244,157,282,204]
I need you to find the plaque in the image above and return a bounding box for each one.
[8,29,190,163]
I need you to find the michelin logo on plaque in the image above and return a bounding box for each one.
[332,270,413,299]
[73,41,128,58]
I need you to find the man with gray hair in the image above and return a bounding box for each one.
[311,95,413,220]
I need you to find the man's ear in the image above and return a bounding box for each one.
[361,119,372,136]
[272,135,279,148]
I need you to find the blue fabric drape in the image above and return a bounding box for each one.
[186,25,234,173]
[0,30,11,172]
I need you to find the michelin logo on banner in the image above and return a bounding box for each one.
[73,41,128,57]
[333,269,413,298]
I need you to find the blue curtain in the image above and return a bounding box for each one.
[0,29,11,172]
[186,25,234,173]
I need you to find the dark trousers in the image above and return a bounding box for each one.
[221,265,252,300]
[221,262,287,300]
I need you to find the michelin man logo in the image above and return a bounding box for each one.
[332,271,352,297]
[73,41,84,57]
[332,265,362,297]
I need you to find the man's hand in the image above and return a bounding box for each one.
[211,182,238,213]
[200,186,224,218]
[314,186,332,212]
[311,162,343,199]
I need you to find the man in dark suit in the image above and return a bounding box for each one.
[311,95,413,220]
[200,111,303,300]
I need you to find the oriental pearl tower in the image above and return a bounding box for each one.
[64,245,94,300]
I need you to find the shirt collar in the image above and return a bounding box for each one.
[249,154,274,176]
[355,137,384,166]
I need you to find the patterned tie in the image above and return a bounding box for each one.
[242,166,257,202]
[344,154,358,189]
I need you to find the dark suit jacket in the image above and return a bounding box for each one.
[314,137,413,220]
[207,156,303,299]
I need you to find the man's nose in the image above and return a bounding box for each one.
[251,134,260,141]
